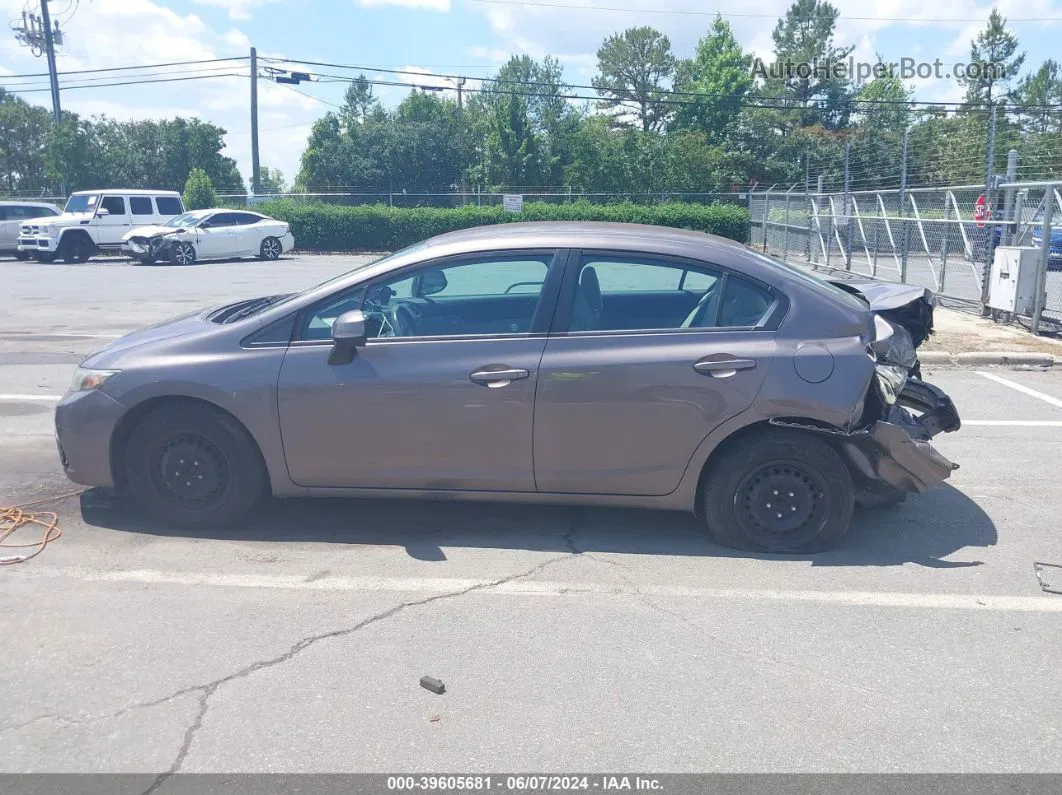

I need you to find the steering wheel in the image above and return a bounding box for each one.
[388,302,420,337]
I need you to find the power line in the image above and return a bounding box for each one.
[6,72,247,94]
[0,56,249,80]
[464,0,1062,23]
[5,64,249,90]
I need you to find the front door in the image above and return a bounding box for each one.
[196,212,240,258]
[277,251,563,490]
[92,196,132,245]
[533,252,778,496]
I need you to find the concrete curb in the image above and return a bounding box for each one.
[920,351,1057,367]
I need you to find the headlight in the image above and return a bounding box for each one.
[40,224,54,235]
[70,367,120,393]
[874,363,908,405]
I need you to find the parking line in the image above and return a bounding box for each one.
[11,567,1062,613]
[977,371,1062,410]
[963,420,1062,427]
[0,394,61,402]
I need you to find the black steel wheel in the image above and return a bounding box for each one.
[702,428,854,553]
[259,236,282,260]
[124,403,267,528]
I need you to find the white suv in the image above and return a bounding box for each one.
[17,189,185,263]
[1,201,61,259]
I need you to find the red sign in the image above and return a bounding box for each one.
[974,193,988,228]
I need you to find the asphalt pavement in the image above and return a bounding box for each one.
[2,255,1062,775]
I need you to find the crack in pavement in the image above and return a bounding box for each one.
[140,531,584,795]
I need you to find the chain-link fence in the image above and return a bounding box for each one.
[749,181,1062,331]
[219,191,751,209]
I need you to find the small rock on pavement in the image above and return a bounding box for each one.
[420,675,446,694]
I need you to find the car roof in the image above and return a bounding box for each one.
[421,221,746,258]
[70,189,181,196]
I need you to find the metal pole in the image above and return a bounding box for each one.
[782,187,792,261]
[804,154,811,262]
[899,127,910,284]
[456,77,467,205]
[1032,185,1056,335]
[761,187,771,252]
[980,103,998,309]
[250,47,261,196]
[938,196,951,293]
[1001,149,1018,246]
[38,0,64,195]
[843,143,853,269]
[872,207,881,278]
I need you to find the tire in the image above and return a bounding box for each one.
[135,256,156,266]
[33,252,56,263]
[701,428,854,553]
[56,233,94,263]
[259,236,282,260]
[171,241,196,266]
[123,403,267,528]
[14,251,30,261]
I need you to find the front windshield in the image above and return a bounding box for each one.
[64,194,99,214]
[165,213,204,228]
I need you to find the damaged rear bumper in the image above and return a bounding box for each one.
[772,377,961,496]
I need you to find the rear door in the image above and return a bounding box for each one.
[231,212,265,255]
[533,250,780,496]
[128,196,156,230]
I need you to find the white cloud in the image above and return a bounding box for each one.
[357,0,451,11]
[191,0,283,22]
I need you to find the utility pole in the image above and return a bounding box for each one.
[13,1,65,193]
[250,46,261,196]
[456,77,467,204]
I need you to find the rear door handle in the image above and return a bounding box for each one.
[693,358,757,377]
[470,367,530,387]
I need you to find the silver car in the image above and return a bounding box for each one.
[55,223,960,552]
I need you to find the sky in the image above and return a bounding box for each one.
[2,0,1062,192]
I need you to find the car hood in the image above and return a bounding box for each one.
[828,279,936,348]
[22,211,92,227]
[123,225,180,241]
[80,310,210,367]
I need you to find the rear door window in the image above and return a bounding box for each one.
[129,196,153,216]
[232,212,263,225]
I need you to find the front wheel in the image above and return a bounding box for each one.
[259,236,282,260]
[33,252,57,263]
[701,429,854,553]
[123,403,267,528]
[13,251,30,261]
[171,242,196,265]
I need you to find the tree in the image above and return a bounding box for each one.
[343,75,378,125]
[593,26,676,132]
[1015,60,1062,133]
[960,9,1025,108]
[673,16,753,143]
[258,167,287,194]
[767,0,854,129]
[183,167,216,210]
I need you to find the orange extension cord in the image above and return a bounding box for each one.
[0,490,85,565]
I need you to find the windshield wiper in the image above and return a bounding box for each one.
[223,294,292,324]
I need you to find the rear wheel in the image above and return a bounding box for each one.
[123,403,267,528]
[171,242,196,265]
[259,236,282,260]
[701,429,854,553]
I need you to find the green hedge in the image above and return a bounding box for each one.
[255,200,750,252]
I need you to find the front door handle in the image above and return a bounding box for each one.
[470,367,530,387]
[693,358,757,377]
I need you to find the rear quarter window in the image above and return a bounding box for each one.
[155,196,183,215]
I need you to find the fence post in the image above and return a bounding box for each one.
[761,186,772,252]
[782,186,793,261]
[979,103,998,310]
[939,194,951,293]
[843,143,853,270]
[1001,149,1018,245]
[1032,185,1056,335]
[872,206,881,278]
[899,128,910,284]
[804,155,812,263]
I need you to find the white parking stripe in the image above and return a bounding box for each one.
[11,567,1062,613]
[0,394,61,402]
[977,371,1062,410]
[963,420,1062,427]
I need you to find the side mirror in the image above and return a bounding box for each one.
[95,208,110,217]
[328,309,367,365]
[199,221,212,229]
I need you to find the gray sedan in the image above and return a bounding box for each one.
[55,222,960,552]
